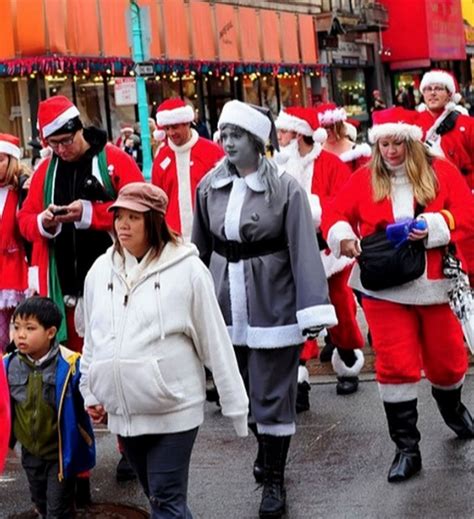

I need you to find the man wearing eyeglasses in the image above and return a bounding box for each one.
[416,70,474,286]
[18,96,143,349]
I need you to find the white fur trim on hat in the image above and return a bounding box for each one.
[155,105,194,126]
[218,100,271,144]
[344,122,357,142]
[420,71,455,95]
[313,127,328,143]
[318,107,347,126]
[120,126,134,133]
[368,123,423,143]
[42,105,80,138]
[0,142,21,159]
[275,110,313,137]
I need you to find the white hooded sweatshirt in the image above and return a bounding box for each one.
[79,241,249,438]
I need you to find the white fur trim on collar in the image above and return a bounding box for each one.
[339,143,371,163]
[156,105,194,126]
[0,142,21,159]
[210,171,265,192]
[42,105,80,138]
[168,128,199,153]
[368,123,423,143]
[274,110,312,136]
[318,107,347,126]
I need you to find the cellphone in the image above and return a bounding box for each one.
[52,207,68,216]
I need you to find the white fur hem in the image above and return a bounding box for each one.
[296,304,338,330]
[38,212,62,238]
[378,382,418,403]
[320,250,354,278]
[368,123,423,144]
[327,220,358,258]
[431,376,465,391]
[42,105,80,138]
[420,212,450,249]
[298,365,310,384]
[257,422,296,436]
[308,194,322,227]
[155,105,194,126]
[74,200,92,230]
[247,324,304,348]
[331,348,364,377]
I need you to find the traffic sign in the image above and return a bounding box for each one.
[133,62,155,77]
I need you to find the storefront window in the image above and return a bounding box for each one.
[278,76,303,108]
[333,68,368,120]
[261,75,278,115]
[394,72,421,109]
[0,78,22,141]
[242,74,260,106]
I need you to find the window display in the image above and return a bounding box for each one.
[333,68,368,119]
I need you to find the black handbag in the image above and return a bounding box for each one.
[358,232,426,290]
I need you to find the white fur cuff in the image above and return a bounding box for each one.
[38,212,62,238]
[296,304,338,330]
[420,212,450,249]
[74,200,93,230]
[327,220,358,258]
[331,348,364,377]
[378,382,418,403]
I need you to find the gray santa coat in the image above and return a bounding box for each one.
[192,169,337,349]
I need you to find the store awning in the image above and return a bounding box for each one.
[0,0,321,77]
[380,0,466,68]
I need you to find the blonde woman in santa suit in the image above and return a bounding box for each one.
[324,106,474,483]
[317,102,372,173]
[0,133,30,352]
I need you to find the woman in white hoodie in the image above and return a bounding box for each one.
[79,182,248,518]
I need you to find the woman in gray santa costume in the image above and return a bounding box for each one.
[192,100,337,519]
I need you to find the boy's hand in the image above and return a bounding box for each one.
[86,404,107,424]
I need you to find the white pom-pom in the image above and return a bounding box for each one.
[313,127,328,143]
[452,92,462,104]
[153,129,166,141]
[416,103,427,112]
[40,147,52,159]
[213,130,221,143]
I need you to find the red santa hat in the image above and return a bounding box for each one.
[419,70,462,104]
[315,102,347,126]
[0,133,21,160]
[274,107,327,143]
[37,96,81,140]
[120,122,134,133]
[368,107,422,144]
[155,98,195,127]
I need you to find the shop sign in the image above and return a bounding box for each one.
[331,41,368,66]
[114,78,137,106]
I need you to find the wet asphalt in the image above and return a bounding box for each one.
[1,373,473,519]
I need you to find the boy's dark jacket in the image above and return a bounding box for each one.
[4,345,95,480]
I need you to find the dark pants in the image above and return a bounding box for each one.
[21,448,74,519]
[234,345,301,435]
[120,428,199,519]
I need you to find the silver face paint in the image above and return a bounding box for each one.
[220,125,259,174]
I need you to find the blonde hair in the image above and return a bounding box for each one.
[325,121,346,141]
[369,139,438,206]
[1,156,31,189]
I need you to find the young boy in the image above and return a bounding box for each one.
[4,297,95,518]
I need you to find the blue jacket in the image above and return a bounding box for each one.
[5,345,95,480]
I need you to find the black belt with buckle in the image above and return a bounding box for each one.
[212,236,288,262]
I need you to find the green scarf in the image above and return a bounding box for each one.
[43,149,115,341]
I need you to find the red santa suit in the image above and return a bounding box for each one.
[416,70,474,285]
[152,130,223,240]
[325,157,474,394]
[0,361,9,473]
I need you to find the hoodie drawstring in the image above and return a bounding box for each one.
[154,273,165,340]
[107,275,116,339]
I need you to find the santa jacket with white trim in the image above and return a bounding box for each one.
[18,135,143,297]
[192,170,338,349]
[152,130,224,240]
[323,158,474,305]
[416,109,474,192]
[79,242,249,438]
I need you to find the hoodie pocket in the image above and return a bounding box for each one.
[119,359,185,415]
[88,360,122,415]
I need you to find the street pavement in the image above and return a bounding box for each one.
[1,371,473,518]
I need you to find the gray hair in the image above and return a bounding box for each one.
[201,124,280,202]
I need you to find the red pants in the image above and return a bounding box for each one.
[362,298,468,386]
[327,267,364,351]
[65,306,84,353]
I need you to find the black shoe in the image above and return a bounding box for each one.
[388,450,422,482]
[116,454,137,482]
[254,459,264,484]
[432,386,474,439]
[296,381,311,413]
[259,480,286,518]
[336,376,359,395]
[319,338,335,363]
[75,477,92,509]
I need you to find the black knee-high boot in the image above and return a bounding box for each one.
[383,400,422,483]
[259,435,291,519]
[432,386,474,439]
[248,423,264,483]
